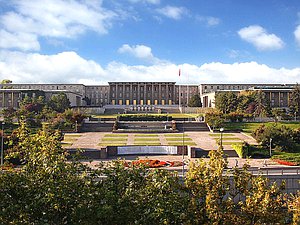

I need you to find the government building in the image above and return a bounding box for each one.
[0,82,296,110]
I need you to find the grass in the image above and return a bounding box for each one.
[61,142,73,147]
[164,133,189,137]
[133,142,161,146]
[213,137,241,141]
[101,137,128,142]
[209,133,234,137]
[167,142,197,146]
[99,142,127,146]
[272,151,300,165]
[63,137,78,142]
[134,134,159,137]
[134,138,160,141]
[104,134,128,137]
[64,134,82,138]
[224,121,300,133]
[166,137,193,141]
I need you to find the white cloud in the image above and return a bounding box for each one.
[156,6,187,20]
[196,16,220,27]
[294,25,300,46]
[1,50,299,85]
[0,30,40,51]
[0,0,117,51]
[0,51,107,84]
[238,25,284,51]
[118,44,163,64]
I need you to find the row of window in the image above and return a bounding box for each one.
[111,99,173,105]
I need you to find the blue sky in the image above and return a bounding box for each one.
[0,0,300,84]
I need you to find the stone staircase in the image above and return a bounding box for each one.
[176,122,209,132]
[81,121,114,132]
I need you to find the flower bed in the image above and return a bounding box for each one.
[272,159,299,166]
[124,159,184,168]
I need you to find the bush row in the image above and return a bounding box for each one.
[118,114,173,121]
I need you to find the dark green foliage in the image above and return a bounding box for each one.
[118,114,172,121]
[289,83,300,117]
[48,93,71,113]
[188,94,202,107]
[215,91,238,114]
[205,112,224,130]
[252,124,298,152]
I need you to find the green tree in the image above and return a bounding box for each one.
[188,94,202,107]
[289,83,300,117]
[254,90,271,118]
[48,93,71,113]
[215,92,238,114]
[0,79,12,84]
[252,124,297,152]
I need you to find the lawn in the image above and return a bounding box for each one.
[224,122,300,133]
[99,142,127,146]
[168,142,197,146]
[164,133,189,137]
[212,137,241,141]
[64,134,82,138]
[209,133,234,137]
[104,134,128,137]
[133,142,161,146]
[101,137,128,142]
[166,137,193,141]
[134,138,160,141]
[272,151,300,166]
[134,134,159,137]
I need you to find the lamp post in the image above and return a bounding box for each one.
[220,127,224,149]
[269,138,272,157]
[75,120,78,133]
[1,122,5,165]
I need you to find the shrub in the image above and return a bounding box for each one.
[225,112,244,122]
[205,112,224,130]
[252,124,297,152]
[118,114,172,121]
[232,142,249,158]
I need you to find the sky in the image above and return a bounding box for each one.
[0,0,300,85]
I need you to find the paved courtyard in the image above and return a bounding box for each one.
[65,131,257,151]
[61,131,300,169]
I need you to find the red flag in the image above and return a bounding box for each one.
[179,68,181,76]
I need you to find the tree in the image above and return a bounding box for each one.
[215,92,238,114]
[254,90,271,118]
[1,79,12,84]
[48,93,71,113]
[289,83,300,117]
[188,94,202,107]
[252,124,297,152]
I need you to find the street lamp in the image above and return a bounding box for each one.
[220,127,224,149]
[75,120,78,133]
[1,121,5,165]
[269,138,272,157]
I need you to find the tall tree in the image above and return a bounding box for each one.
[48,93,71,113]
[215,91,238,114]
[254,90,271,118]
[0,79,12,84]
[289,83,300,117]
[188,94,202,107]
